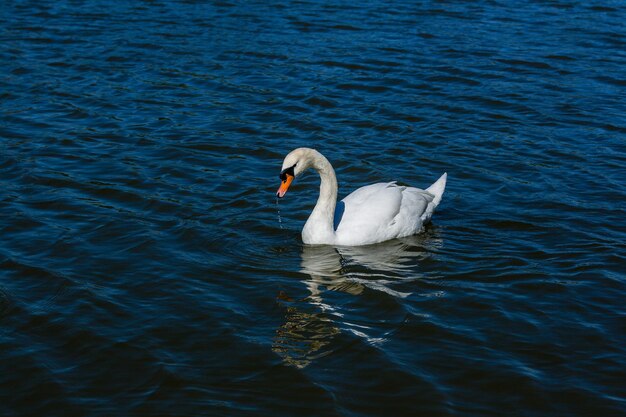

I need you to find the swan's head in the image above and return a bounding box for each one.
[276,148,318,198]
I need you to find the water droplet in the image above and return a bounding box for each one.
[276,198,283,229]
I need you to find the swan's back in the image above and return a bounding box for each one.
[334,177,444,246]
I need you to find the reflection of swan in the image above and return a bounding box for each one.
[301,235,437,276]
[273,234,442,368]
[276,148,447,246]
[301,235,440,299]
[272,305,340,369]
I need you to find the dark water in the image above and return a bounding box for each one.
[1,0,626,415]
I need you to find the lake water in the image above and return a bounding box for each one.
[1,1,625,416]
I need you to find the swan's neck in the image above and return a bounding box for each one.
[302,152,337,245]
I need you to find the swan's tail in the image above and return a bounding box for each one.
[426,172,447,206]
[418,173,447,224]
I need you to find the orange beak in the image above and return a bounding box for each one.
[276,174,294,198]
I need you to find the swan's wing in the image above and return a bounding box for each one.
[334,182,436,245]
[397,186,434,227]
[335,182,403,232]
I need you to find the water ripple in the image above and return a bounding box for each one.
[1,0,625,416]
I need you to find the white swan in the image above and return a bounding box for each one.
[276,148,447,246]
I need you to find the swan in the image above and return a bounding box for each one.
[276,148,447,246]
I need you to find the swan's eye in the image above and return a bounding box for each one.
[279,164,296,182]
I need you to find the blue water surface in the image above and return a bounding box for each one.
[1,1,625,416]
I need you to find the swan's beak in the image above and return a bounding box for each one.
[276,174,294,198]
